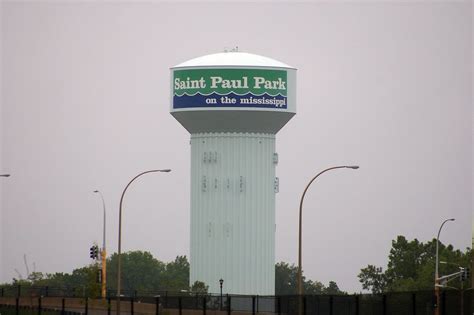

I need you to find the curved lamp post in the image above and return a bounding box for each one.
[297,165,359,313]
[435,218,455,315]
[93,190,107,299]
[116,169,171,315]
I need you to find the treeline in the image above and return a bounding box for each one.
[7,234,461,296]
[2,252,344,296]
[358,235,472,293]
[276,262,343,295]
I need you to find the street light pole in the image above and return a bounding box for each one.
[219,279,224,310]
[297,165,359,315]
[116,169,171,315]
[0,174,10,177]
[435,218,455,315]
[94,190,107,300]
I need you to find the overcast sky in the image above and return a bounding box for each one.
[1,1,472,293]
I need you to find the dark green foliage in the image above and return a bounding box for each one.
[358,265,386,294]
[2,252,194,295]
[275,262,298,295]
[275,261,345,295]
[36,265,100,297]
[105,252,190,292]
[358,235,472,293]
[159,255,190,291]
[190,281,208,293]
[106,251,165,292]
[5,264,101,298]
[325,281,342,295]
[2,251,344,296]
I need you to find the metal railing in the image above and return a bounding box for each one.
[0,285,472,314]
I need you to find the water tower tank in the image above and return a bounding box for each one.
[170,51,296,295]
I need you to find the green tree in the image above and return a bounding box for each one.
[27,272,44,283]
[106,251,165,293]
[3,252,346,296]
[161,256,190,291]
[35,272,71,288]
[4,252,190,295]
[275,262,298,295]
[275,262,344,295]
[384,236,431,288]
[358,235,471,293]
[58,265,100,297]
[324,281,342,295]
[27,264,101,298]
[303,279,326,295]
[190,281,208,293]
[358,265,387,294]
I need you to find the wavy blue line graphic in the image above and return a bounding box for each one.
[175,90,287,97]
[173,92,287,109]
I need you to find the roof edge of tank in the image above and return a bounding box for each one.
[171,52,297,70]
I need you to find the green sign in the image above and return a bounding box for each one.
[173,69,287,109]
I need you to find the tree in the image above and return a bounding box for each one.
[3,252,346,296]
[73,265,101,298]
[384,236,430,287]
[27,272,44,283]
[26,265,101,298]
[324,281,342,295]
[2,252,190,295]
[160,256,190,291]
[358,235,472,293]
[106,251,165,293]
[275,262,299,295]
[303,279,326,295]
[275,262,344,295]
[358,265,387,294]
[190,281,208,293]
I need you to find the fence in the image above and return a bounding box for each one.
[0,286,472,315]
[0,298,83,315]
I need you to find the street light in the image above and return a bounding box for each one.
[219,278,224,310]
[116,169,171,315]
[93,190,107,299]
[297,165,359,315]
[435,218,455,315]
[0,174,10,177]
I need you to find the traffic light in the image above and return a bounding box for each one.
[461,268,470,281]
[89,245,99,259]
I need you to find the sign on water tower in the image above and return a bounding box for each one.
[170,51,296,295]
[173,69,288,109]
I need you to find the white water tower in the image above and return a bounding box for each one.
[170,51,296,295]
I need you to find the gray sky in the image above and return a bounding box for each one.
[1,1,472,293]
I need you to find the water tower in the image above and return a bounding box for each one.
[170,51,296,295]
